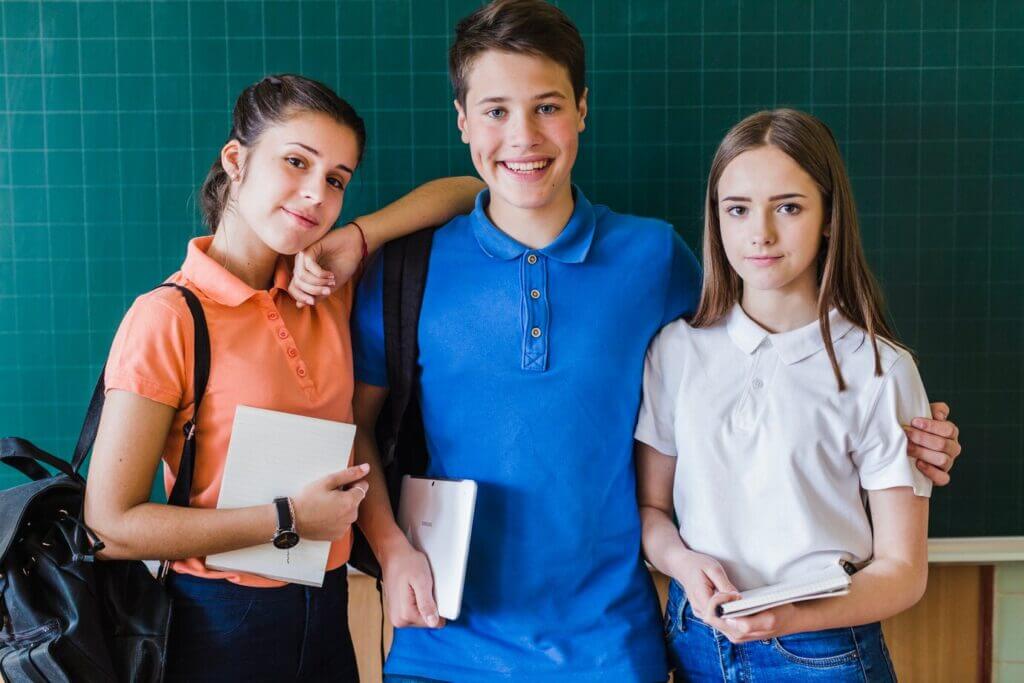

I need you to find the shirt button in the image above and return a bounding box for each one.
[297,366,307,377]
[278,329,289,340]
[531,327,542,338]
[267,311,279,320]
[530,289,541,299]
[287,347,298,358]
[527,254,538,265]
[752,378,764,390]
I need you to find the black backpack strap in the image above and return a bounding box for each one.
[69,283,211,512]
[0,437,79,481]
[380,227,436,500]
[159,284,211,508]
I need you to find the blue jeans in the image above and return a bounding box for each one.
[164,567,358,682]
[664,580,896,682]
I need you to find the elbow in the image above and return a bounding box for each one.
[83,497,138,560]
[908,563,929,607]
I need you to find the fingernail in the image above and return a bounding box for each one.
[322,287,331,295]
[359,463,369,471]
[427,614,439,627]
[912,418,926,429]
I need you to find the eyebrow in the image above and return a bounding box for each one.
[474,91,568,106]
[720,193,807,202]
[287,142,354,175]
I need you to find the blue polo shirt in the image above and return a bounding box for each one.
[352,187,701,682]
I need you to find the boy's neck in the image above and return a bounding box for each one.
[208,215,279,291]
[484,183,576,250]
[741,284,820,334]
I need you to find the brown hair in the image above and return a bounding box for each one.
[692,108,904,390]
[449,0,586,107]
[200,74,366,232]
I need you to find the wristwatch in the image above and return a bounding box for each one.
[271,497,300,549]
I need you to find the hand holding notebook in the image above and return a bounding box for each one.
[715,561,855,618]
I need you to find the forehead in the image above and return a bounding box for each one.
[464,50,573,103]
[718,145,817,196]
[258,110,360,165]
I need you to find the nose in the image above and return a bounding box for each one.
[749,210,776,246]
[301,174,323,204]
[509,111,543,149]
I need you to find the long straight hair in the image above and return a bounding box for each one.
[692,108,904,390]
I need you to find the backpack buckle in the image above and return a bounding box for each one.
[183,421,196,440]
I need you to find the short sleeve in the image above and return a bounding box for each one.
[104,292,190,408]
[634,322,685,457]
[661,229,702,327]
[853,352,933,498]
[351,252,388,388]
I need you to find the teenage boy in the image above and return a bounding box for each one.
[293,1,960,680]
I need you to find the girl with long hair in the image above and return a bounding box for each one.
[636,108,930,681]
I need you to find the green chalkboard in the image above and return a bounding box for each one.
[1,1,1021,538]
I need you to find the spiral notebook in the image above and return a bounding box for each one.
[716,561,854,618]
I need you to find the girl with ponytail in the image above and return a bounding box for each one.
[83,74,480,682]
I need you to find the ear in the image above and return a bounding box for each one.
[454,99,470,145]
[576,87,589,133]
[220,139,245,182]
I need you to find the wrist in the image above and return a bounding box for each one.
[373,527,414,568]
[350,215,379,253]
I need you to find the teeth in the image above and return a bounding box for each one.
[504,160,550,172]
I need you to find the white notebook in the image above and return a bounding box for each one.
[717,561,854,618]
[397,476,477,620]
[205,406,357,587]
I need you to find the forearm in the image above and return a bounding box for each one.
[354,176,484,252]
[352,431,407,561]
[94,501,277,561]
[640,505,689,574]
[787,557,928,634]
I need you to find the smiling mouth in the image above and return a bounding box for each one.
[282,207,317,227]
[500,159,552,174]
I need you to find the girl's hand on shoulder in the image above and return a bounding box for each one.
[288,225,364,308]
[666,549,740,621]
[705,600,800,644]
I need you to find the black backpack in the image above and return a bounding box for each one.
[348,228,436,579]
[0,283,210,682]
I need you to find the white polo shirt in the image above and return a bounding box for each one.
[635,304,932,591]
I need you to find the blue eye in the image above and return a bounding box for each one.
[537,103,559,114]
[486,108,506,119]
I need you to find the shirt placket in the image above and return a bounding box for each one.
[733,340,777,431]
[520,250,549,372]
[255,294,316,394]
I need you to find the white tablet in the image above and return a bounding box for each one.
[397,476,478,620]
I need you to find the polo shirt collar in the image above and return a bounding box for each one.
[725,303,855,365]
[471,185,596,263]
[181,235,292,307]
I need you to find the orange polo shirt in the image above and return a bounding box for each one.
[104,235,355,587]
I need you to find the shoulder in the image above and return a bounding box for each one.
[650,316,716,358]
[120,280,194,333]
[593,204,676,243]
[835,326,914,378]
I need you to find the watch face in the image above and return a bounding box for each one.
[273,530,299,549]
